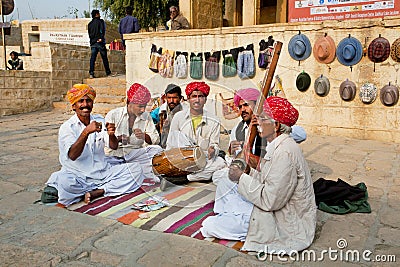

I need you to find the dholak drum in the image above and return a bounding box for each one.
[152,147,207,177]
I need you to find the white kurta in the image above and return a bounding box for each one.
[46,114,144,206]
[201,177,253,241]
[166,109,226,181]
[104,106,162,181]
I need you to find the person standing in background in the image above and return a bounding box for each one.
[88,9,112,78]
[166,6,190,30]
[118,6,140,48]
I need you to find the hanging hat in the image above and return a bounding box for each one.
[313,35,336,64]
[288,33,312,61]
[368,36,390,63]
[359,82,377,104]
[314,75,330,97]
[390,37,400,62]
[336,36,363,66]
[339,79,357,101]
[380,83,399,106]
[296,72,311,92]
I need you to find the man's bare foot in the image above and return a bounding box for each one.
[84,189,105,204]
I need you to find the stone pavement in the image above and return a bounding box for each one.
[0,109,399,267]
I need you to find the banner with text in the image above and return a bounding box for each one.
[40,32,90,47]
[289,0,399,23]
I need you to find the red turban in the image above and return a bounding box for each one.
[127,83,151,104]
[185,82,210,97]
[263,96,299,126]
[67,84,96,105]
[234,88,260,107]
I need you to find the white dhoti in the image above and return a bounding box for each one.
[106,145,163,182]
[47,162,144,206]
[200,178,253,241]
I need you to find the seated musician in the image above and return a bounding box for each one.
[203,96,316,254]
[158,83,188,148]
[166,81,226,184]
[105,83,162,182]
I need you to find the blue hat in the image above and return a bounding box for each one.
[336,36,363,66]
[288,33,312,61]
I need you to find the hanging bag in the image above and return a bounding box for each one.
[174,52,188,78]
[149,44,162,73]
[158,49,174,78]
[190,53,203,79]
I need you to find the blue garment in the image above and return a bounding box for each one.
[119,15,140,46]
[89,42,111,76]
[150,107,160,124]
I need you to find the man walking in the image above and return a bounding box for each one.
[88,9,112,78]
[118,6,140,48]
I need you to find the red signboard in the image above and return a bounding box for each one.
[288,0,400,23]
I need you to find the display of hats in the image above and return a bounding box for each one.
[288,32,312,61]
[368,36,390,63]
[313,34,336,64]
[314,75,330,97]
[336,36,363,66]
[390,37,400,62]
[339,79,357,101]
[296,71,311,92]
[380,83,399,106]
[359,82,377,104]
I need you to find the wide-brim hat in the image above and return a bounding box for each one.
[288,33,312,61]
[359,82,377,104]
[336,36,363,66]
[339,79,357,101]
[368,36,390,63]
[314,75,330,97]
[296,72,311,92]
[390,37,400,62]
[380,83,399,106]
[313,35,336,64]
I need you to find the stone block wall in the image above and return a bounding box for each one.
[191,0,223,29]
[124,16,400,143]
[0,70,52,116]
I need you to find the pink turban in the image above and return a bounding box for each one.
[67,84,96,105]
[127,83,151,104]
[185,82,210,97]
[262,96,299,126]
[233,88,260,107]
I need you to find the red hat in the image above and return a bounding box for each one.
[127,83,151,104]
[262,96,299,126]
[185,82,210,97]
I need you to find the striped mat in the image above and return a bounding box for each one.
[69,182,244,251]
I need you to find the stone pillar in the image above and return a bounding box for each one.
[276,0,287,23]
[180,0,223,29]
[224,0,236,26]
[242,0,260,26]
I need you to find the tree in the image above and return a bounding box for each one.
[93,0,179,30]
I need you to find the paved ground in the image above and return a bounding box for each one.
[0,109,399,267]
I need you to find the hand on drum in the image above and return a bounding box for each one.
[133,128,145,140]
[228,164,244,183]
[117,134,130,145]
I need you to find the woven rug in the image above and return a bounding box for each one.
[69,181,244,251]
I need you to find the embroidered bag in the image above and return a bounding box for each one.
[149,44,162,73]
[205,55,219,80]
[190,53,203,79]
[174,52,188,78]
[158,49,174,78]
[219,93,240,120]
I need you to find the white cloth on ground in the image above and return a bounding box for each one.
[201,177,253,241]
[46,114,144,206]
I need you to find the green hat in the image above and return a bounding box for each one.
[296,72,311,92]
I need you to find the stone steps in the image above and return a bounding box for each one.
[52,75,127,116]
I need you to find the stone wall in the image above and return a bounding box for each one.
[124,16,400,143]
[0,42,125,116]
[0,70,52,116]
[188,0,223,29]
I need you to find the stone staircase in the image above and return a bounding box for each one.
[52,75,127,116]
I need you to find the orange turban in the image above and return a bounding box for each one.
[127,83,151,104]
[263,96,299,126]
[67,84,96,105]
[185,82,210,97]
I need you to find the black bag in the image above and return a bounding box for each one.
[41,185,59,204]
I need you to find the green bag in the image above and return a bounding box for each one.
[190,56,203,79]
[41,185,59,204]
[222,54,237,77]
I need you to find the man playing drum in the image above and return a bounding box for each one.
[105,83,162,182]
[166,81,226,184]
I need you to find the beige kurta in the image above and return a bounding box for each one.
[238,134,317,254]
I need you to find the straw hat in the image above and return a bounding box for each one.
[313,35,336,64]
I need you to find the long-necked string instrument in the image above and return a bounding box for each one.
[239,41,283,162]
